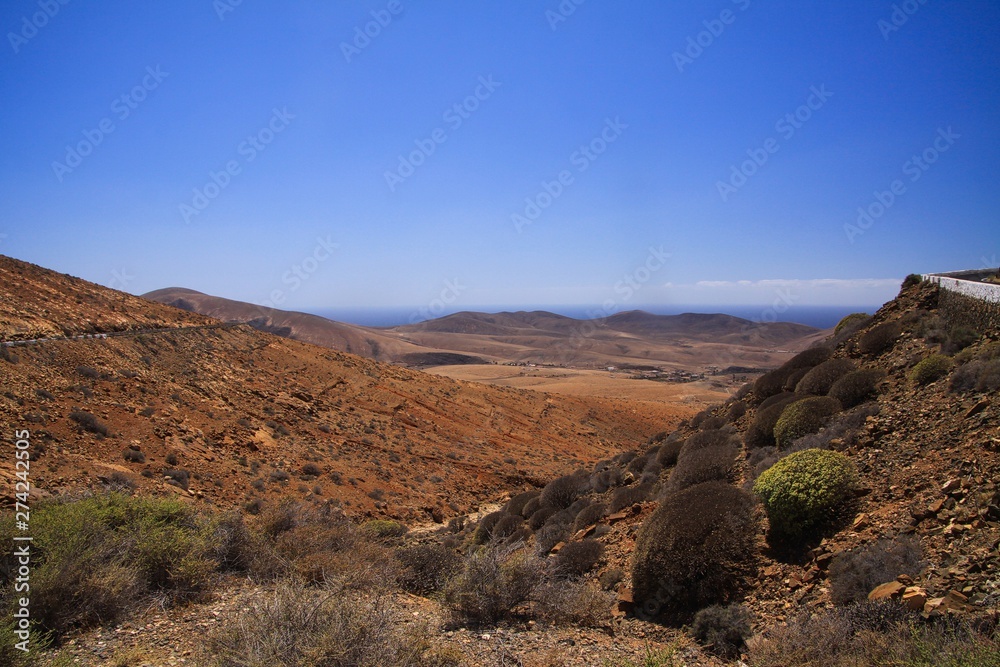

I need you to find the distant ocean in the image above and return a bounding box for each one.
[306,305,881,330]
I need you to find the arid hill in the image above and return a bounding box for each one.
[0,255,688,524]
[143,286,827,371]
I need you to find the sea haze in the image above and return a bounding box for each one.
[306,305,876,329]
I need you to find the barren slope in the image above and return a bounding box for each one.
[0,256,687,524]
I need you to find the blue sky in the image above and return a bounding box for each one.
[1,0,997,321]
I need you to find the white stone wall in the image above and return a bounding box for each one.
[923,274,1000,304]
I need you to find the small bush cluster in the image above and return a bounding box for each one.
[632,481,758,621]
[910,354,953,385]
[795,358,856,395]
[665,442,738,493]
[441,543,545,625]
[951,358,1000,394]
[835,313,871,337]
[207,582,423,667]
[122,448,146,463]
[747,604,1000,667]
[540,472,587,509]
[0,494,242,635]
[858,322,901,356]
[828,536,925,605]
[691,604,753,659]
[773,396,842,448]
[753,449,858,542]
[396,543,461,595]
[828,368,884,408]
[553,539,604,578]
[610,483,653,512]
[69,410,109,436]
[532,579,613,627]
[745,395,804,449]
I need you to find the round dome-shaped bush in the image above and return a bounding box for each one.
[829,368,884,408]
[753,449,858,540]
[632,482,758,620]
[910,354,953,386]
[795,358,856,396]
[773,396,841,448]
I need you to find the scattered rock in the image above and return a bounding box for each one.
[868,581,906,601]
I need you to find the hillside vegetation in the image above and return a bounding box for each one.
[3,275,999,665]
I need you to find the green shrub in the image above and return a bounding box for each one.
[753,449,858,541]
[631,482,758,621]
[910,354,953,385]
[691,604,753,659]
[745,395,805,449]
[0,493,219,636]
[681,428,736,453]
[491,514,524,541]
[829,536,925,605]
[901,273,923,289]
[361,519,408,540]
[520,495,542,518]
[795,359,856,395]
[835,313,871,336]
[441,543,544,625]
[527,507,557,531]
[726,400,747,422]
[782,367,811,392]
[829,368,884,408]
[858,322,901,355]
[943,326,980,355]
[773,396,842,448]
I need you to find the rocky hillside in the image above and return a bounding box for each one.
[430,277,999,662]
[0,256,687,525]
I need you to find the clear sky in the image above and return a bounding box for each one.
[1,0,997,320]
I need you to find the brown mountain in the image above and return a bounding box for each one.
[0,255,684,523]
[142,288,825,371]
